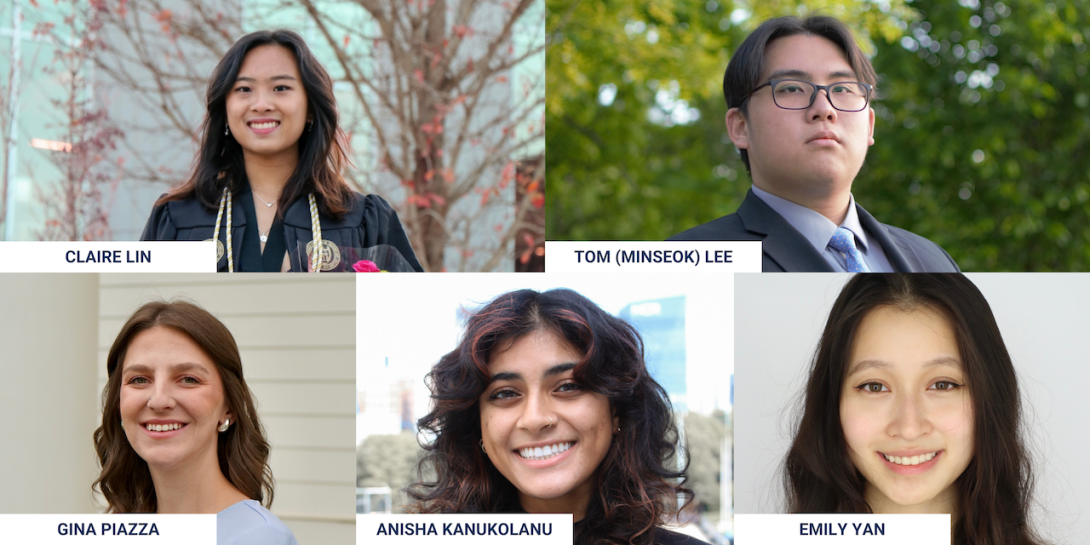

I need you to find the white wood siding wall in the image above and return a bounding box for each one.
[98,274,356,544]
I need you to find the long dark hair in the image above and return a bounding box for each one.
[784,274,1042,545]
[409,289,693,545]
[93,300,274,513]
[157,29,354,219]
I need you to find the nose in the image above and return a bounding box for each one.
[808,87,838,122]
[251,90,274,112]
[516,392,555,434]
[146,382,176,412]
[886,392,932,440]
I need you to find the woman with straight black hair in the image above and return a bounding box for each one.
[141,29,422,272]
[409,288,708,545]
[785,274,1043,545]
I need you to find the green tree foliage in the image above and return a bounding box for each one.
[357,432,425,512]
[547,0,1090,270]
[862,0,1090,271]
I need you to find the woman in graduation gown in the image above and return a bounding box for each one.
[141,29,423,273]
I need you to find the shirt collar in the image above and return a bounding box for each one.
[749,185,870,253]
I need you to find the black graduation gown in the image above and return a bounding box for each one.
[140,189,424,272]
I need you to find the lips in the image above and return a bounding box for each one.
[140,420,188,437]
[878,450,942,474]
[807,130,840,144]
[513,440,577,467]
[246,119,281,134]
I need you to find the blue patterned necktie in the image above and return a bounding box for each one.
[828,227,871,272]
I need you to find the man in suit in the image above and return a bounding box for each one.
[669,15,959,272]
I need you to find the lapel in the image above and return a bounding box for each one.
[856,204,916,273]
[735,189,835,272]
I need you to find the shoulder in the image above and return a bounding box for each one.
[142,194,218,241]
[285,192,398,229]
[151,195,219,228]
[668,212,753,241]
[652,527,712,545]
[874,221,959,272]
[217,501,298,545]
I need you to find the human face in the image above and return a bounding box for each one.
[119,327,231,472]
[479,330,617,518]
[840,306,974,514]
[225,44,309,162]
[727,34,876,209]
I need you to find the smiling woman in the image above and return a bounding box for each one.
[140,29,422,273]
[408,289,707,545]
[784,274,1044,545]
[93,301,298,544]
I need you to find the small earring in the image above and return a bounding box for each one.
[480,439,486,453]
[218,418,230,433]
[307,120,313,132]
[225,125,230,136]
[615,426,621,433]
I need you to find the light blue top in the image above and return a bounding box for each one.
[750,185,895,272]
[217,500,299,545]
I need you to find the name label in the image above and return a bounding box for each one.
[0,242,216,272]
[735,514,950,544]
[0,514,214,543]
[545,241,762,272]
[359,514,571,544]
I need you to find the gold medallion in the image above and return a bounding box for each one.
[205,238,225,262]
[305,239,341,271]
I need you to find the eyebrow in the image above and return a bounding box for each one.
[235,75,297,83]
[847,356,961,377]
[490,362,577,383]
[123,362,211,376]
[764,69,858,81]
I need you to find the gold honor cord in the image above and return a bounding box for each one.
[308,193,323,273]
[212,187,324,273]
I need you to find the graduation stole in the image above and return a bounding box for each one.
[213,186,325,272]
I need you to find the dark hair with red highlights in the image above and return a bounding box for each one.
[408,288,694,545]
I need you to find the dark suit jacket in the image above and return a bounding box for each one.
[668,189,959,272]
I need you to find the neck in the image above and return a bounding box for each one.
[752,177,852,225]
[242,147,299,201]
[147,446,249,514]
[865,484,957,516]
[518,481,593,522]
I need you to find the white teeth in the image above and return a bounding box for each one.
[145,423,182,432]
[518,442,572,461]
[883,452,937,466]
[249,121,279,129]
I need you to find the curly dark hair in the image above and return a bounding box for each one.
[785,274,1044,545]
[408,288,694,545]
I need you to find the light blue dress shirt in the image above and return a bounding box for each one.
[750,185,895,273]
[217,500,299,545]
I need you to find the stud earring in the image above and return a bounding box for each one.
[480,439,486,453]
[307,120,314,132]
[218,418,230,432]
[225,125,230,136]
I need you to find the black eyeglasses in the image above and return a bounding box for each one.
[747,79,873,112]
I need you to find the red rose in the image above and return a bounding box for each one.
[352,260,380,272]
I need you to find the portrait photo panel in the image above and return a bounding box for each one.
[355,273,734,542]
[734,273,1090,544]
[0,273,356,544]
